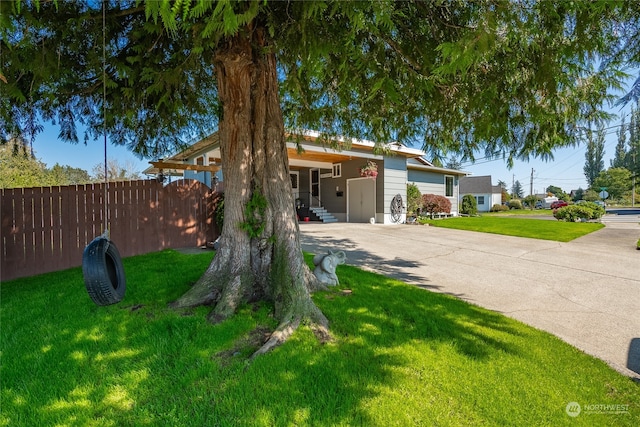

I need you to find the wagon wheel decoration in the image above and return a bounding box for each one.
[390,194,404,223]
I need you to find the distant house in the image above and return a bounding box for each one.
[459,176,502,212]
[144,130,467,223]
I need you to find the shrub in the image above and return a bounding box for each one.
[422,194,452,219]
[508,199,523,210]
[490,204,509,212]
[553,205,597,222]
[637,238,640,250]
[406,183,422,216]
[461,194,477,215]
[523,195,538,210]
[577,201,605,219]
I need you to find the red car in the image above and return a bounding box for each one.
[550,200,568,209]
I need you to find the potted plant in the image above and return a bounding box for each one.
[359,160,378,179]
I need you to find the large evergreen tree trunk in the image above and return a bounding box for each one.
[170,25,329,355]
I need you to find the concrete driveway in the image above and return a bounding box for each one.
[299,218,640,380]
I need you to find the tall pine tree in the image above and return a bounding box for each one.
[626,103,640,177]
[584,125,606,188]
[611,115,627,168]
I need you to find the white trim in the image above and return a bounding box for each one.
[444,175,454,198]
[288,129,425,157]
[290,171,300,201]
[310,168,321,207]
[332,163,342,178]
[287,142,384,161]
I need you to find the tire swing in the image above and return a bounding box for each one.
[82,3,126,306]
[83,232,126,305]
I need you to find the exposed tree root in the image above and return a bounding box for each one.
[251,317,301,358]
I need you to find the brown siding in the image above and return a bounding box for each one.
[1,179,219,282]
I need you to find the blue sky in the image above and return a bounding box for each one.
[31,83,636,195]
[461,102,633,194]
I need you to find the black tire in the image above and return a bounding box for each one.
[82,236,126,305]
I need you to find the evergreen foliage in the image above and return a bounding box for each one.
[512,180,524,198]
[460,194,477,216]
[594,167,633,201]
[1,1,636,161]
[583,125,606,188]
[406,183,422,216]
[612,115,627,168]
[0,143,91,187]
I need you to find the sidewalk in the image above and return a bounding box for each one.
[299,221,640,380]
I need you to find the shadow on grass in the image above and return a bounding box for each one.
[212,258,529,425]
[2,250,636,426]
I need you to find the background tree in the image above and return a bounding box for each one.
[523,194,538,210]
[593,167,633,202]
[572,187,585,202]
[626,103,640,179]
[512,180,524,199]
[91,159,141,182]
[545,185,566,198]
[46,163,92,185]
[497,180,509,203]
[583,188,600,202]
[0,143,47,188]
[0,142,91,187]
[3,0,638,353]
[583,125,606,188]
[611,115,627,168]
[444,158,462,170]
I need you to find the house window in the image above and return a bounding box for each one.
[196,156,204,166]
[290,173,299,189]
[332,163,342,178]
[476,196,485,205]
[445,176,454,197]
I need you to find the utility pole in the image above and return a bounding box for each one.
[530,168,534,196]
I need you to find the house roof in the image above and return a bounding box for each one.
[143,129,475,180]
[459,175,500,194]
[144,129,432,175]
[406,157,468,176]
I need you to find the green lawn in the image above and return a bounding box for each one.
[420,215,604,241]
[483,208,554,216]
[1,250,637,426]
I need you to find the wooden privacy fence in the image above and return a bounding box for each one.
[1,179,219,282]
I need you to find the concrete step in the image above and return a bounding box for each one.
[309,206,338,223]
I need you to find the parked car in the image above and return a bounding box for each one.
[550,200,568,209]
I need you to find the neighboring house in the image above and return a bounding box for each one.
[459,176,502,212]
[144,130,467,224]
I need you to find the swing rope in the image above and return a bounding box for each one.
[101,1,109,240]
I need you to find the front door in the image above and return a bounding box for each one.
[310,168,320,207]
